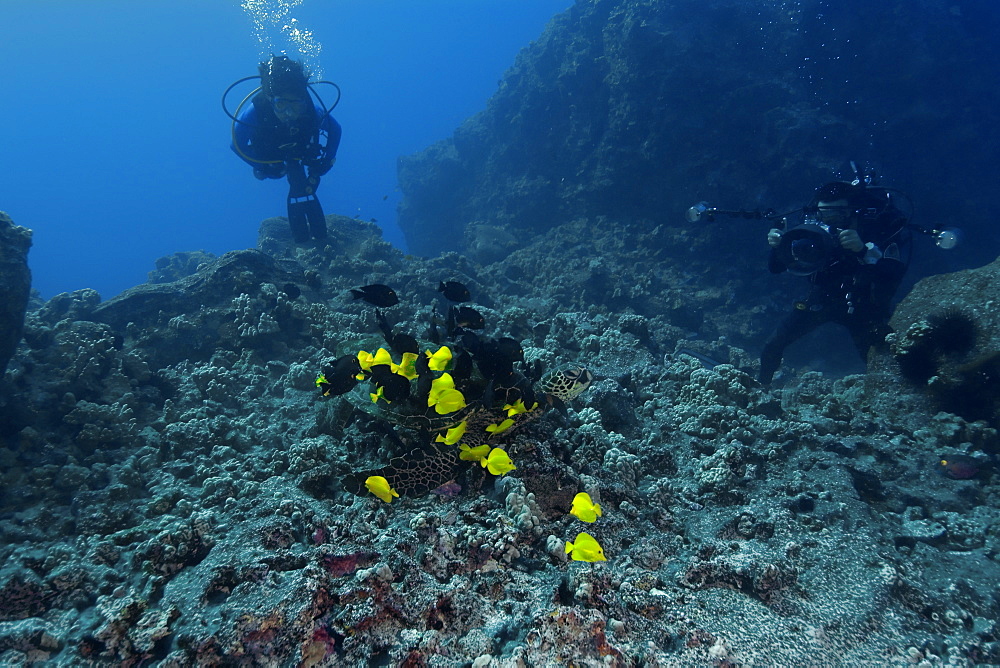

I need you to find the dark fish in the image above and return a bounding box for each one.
[453,306,485,329]
[281,283,301,300]
[376,310,420,355]
[448,305,485,335]
[458,330,481,354]
[318,355,362,396]
[350,284,399,307]
[451,350,474,382]
[548,393,569,417]
[495,337,525,364]
[438,281,471,303]
[480,378,495,407]
[369,364,410,402]
[414,353,433,404]
[426,306,442,345]
[392,333,419,355]
[938,455,985,480]
[516,375,537,410]
[375,308,393,340]
[473,337,523,381]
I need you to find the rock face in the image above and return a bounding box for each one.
[890,256,1000,361]
[398,0,1000,274]
[0,211,32,377]
[885,254,1000,429]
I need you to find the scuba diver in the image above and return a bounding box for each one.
[757,176,912,385]
[226,55,342,243]
[688,163,960,385]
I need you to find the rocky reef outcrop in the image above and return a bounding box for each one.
[883,256,1000,432]
[3,2,1000,662]
[0,211,32,378]
[2,209,1000,665]
[398,0,1000,276]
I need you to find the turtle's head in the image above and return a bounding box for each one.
[541,363,594,403]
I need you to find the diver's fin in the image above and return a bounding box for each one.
[304,198,327,240]
[287,200,311,243]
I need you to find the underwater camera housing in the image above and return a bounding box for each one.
[687,161,962,276]
[773,217,842,276]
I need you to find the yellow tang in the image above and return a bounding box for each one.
[435,421,467,445]
[428,373,455,405]
[428,374,466,414]
[565,532,606,562]
[569,492,602,523]
[425,345,453,371]
[434,389,465,414]
[482,447,516,476]
[364,475,399,503]
[459,444,491,462]
[369,385,389,404]
[485,418,515,435]
[504,399,535,417]
[395,352,419,380]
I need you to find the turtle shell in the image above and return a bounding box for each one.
[334,339,592,439]
[539,362,594,401]
[346,381,482,432]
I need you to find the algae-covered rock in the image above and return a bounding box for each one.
[890,254,1000,360]
[91,249,300,332]
[0,211,32,378]
[884,253,1000,428]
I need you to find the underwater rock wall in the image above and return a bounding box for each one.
[883,256,1000,431]
[2,215,1000,665]
[0,212,32,378]
[398,0,1000,275]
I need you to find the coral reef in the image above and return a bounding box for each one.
[2,209,999,665]
[3,1,1000,662]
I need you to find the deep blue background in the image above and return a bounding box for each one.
[0,0,571,300]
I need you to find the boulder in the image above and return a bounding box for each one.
[0,211,32,377]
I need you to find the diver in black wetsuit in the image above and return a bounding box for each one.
[228,55,342,243]
[758,180,912,385]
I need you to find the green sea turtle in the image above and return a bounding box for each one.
[335,338,594,499]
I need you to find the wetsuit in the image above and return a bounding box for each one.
[759,207,910,384]
[233,94,342,242]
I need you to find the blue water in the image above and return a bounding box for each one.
[0,0,571,300]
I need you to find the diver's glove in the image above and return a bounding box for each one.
[767,229,783,248]
[838,229,865,253]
